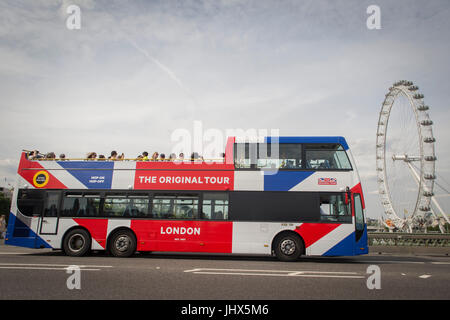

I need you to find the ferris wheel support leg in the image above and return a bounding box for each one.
[430,196,450,225]
[406,162,449,232]
[429,206,446,233]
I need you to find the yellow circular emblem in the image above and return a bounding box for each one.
[33,171,49,188]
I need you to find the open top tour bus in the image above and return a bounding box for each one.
[5,136,368,261]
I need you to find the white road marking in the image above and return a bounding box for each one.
[184,268,359,274]
[0,266,101,271]
[430,262,450,265]
[0,263,112,268]
[0,263,113,271]
[419,274,432,279]
[0,252,34,255]
[191,271,365,278]
[358,260,425,264]
[184,268,364,279]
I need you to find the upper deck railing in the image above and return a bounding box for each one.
[22,150,226,163]
[27,157,226,162]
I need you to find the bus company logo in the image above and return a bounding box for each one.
[134,170,233,191]
[160,226,200,235]
[33,171,49,188]
[138,175,230,185]
[318,177,337,185]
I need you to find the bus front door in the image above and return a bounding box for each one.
[353,193,368,255]
[39,191,60,235]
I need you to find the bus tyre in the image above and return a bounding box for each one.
[109,230,136,257]
[63,229,91,257]
[274,234,303,262]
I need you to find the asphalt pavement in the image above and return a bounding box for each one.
[0,240,449,300]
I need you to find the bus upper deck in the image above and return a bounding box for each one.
[17,136,360,192]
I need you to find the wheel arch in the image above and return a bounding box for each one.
[106,226,137,251]
[60,225,92,250]
[271,230,305,255]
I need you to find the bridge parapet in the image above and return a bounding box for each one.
[369,233,450,247]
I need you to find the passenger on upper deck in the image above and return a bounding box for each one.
[190,152,199,162]
[142,152,149,161]
[159,153,166,161]
[109,151,118,160]
[29,150,43,160]
[169,153,176,161]
[59,154,66,161]
[45,152,56,160]
[151,152,159,161]
[86,152,97,160]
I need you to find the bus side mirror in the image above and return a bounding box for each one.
[345,187,351,204]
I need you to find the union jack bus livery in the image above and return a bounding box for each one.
[5,136,368,261]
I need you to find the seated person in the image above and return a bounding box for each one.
[29,150,44,160]
[86,152,97,160]
[108,151,116,160]
[45,152,56,160]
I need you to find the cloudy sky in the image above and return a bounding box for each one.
[0,0,449,219]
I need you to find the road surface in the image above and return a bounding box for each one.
[1,242,449,301]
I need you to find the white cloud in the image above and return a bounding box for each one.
[0,0,449,218]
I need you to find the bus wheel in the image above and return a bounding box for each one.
[63,229,91,257]
[109,230,136,257]
[274,233,303,262]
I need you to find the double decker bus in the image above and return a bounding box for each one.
[5,136,368,261]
